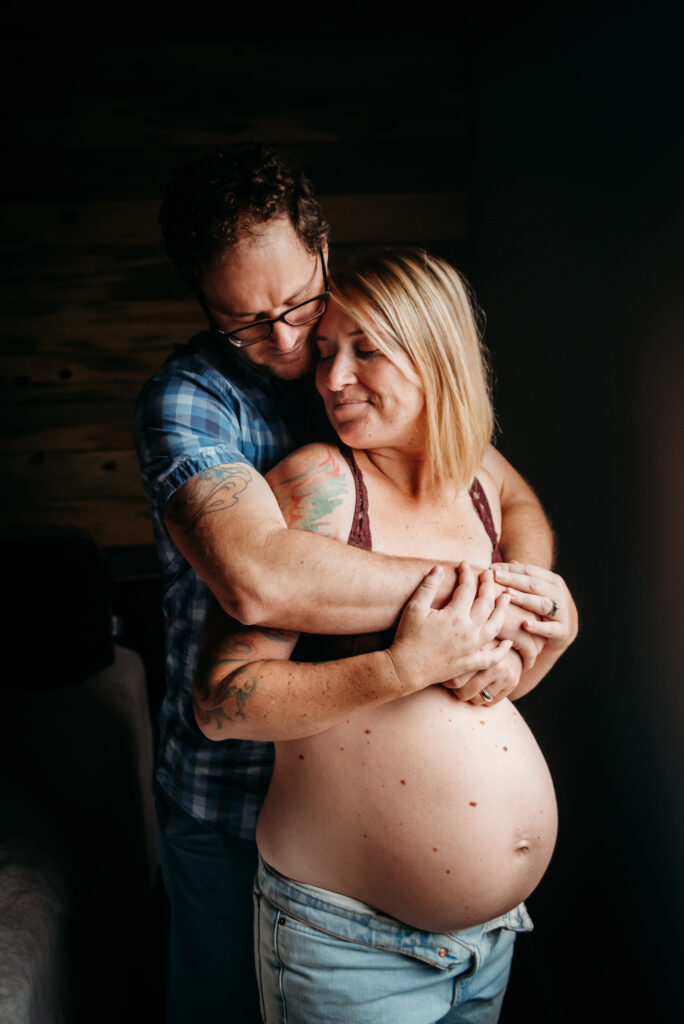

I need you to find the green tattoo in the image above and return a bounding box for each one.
[273,451,348,533]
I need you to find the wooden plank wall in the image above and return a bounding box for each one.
[1,32,471,579]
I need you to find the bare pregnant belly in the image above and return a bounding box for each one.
[256,686,558,932]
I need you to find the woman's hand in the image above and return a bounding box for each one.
[388,564,512,692]
[443,645,524,706]
[493,562,578,650]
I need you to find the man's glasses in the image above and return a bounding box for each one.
[217,251,329,349]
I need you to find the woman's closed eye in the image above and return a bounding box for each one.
[316,347,381,362]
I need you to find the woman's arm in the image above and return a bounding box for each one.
[194,565,513,741]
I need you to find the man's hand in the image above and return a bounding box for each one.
[493,562,578,651]
[497,601,544,669]
[388,565,512,691]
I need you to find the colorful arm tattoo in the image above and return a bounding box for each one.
[272,450,349,534]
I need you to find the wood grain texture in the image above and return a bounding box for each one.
[1,37,470,569]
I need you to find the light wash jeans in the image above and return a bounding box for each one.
[254,856,533,1024]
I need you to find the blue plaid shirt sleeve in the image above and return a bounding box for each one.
[136,361,255,516]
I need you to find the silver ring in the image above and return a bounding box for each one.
[547,598,560,619]
[481,689,494,702]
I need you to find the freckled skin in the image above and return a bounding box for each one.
[258,691,558,933]
[254,367,559,932]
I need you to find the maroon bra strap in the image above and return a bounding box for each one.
[469,477,502,562]
[338,446,372,550]
[338,447,500,560]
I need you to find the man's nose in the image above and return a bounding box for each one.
[269,319,302,351]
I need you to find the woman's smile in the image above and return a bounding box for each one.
[315,301,426,450]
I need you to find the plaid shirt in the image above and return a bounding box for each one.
[135,331,318,842]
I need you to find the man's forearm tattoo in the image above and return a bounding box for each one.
[273,451,348,533]
[209,628,296,669]
[195,627,296,731]
[194,664,258,732]
[167,465,252,533]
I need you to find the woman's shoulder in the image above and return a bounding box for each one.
[265,443,357,541]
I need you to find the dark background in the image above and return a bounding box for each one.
[2,7,682,1022]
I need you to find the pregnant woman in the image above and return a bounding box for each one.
[194,248,577,1023]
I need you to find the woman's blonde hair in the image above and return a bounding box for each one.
[330,247,494,492]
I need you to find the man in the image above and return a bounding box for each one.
[136,144,553,1023]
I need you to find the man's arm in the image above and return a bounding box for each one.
[482,445,555,568]
[164,452,458,632]
[165,444,555,637]
[136,359,458,633]
[475,444,555,672]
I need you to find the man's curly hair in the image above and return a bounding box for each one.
[159,143,329,292]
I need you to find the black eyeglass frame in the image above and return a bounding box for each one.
[216,250,329,349]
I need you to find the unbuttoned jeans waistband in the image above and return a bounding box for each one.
[256,856,533,971]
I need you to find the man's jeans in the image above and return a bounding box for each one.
[254,856,533,1024]
[156,788,261,1023]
